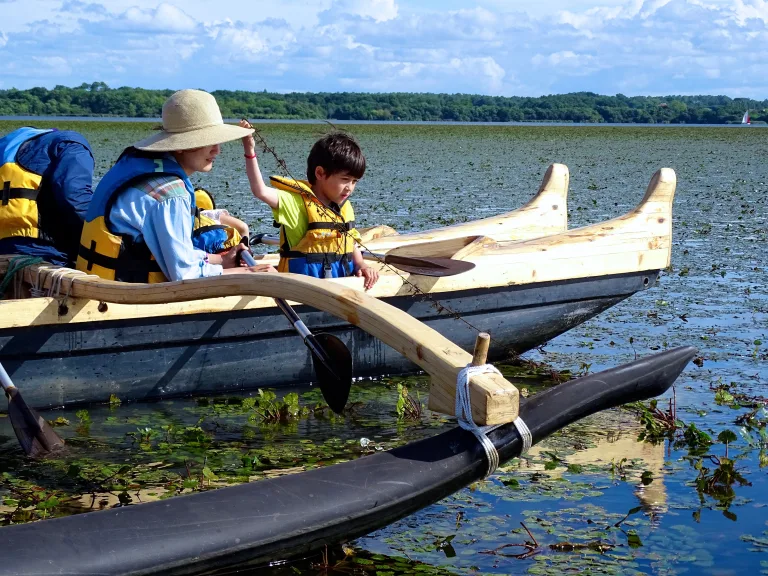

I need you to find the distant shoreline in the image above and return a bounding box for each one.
[1,84,762,124]
[0,116,765,128]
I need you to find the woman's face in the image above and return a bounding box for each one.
[174,144,220,175]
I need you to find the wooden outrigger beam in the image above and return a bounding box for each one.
[0,264,519,425]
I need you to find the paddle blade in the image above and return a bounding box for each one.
[383,254,476,277]
[6,388,65,458]
[307,333,352,414]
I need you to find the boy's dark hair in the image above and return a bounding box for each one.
[306,132,366,185]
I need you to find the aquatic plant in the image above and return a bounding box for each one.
[395,383,422,421]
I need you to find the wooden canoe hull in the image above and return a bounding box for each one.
[0,270,656,409]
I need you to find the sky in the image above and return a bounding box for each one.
[0,0,766,97]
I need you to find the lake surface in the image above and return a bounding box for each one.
[0,120,766,575]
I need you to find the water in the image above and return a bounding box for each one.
[0,120,766,574]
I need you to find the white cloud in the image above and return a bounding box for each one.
[60,0,108,15]
[330,0,398,22]
[103,3,198,34]
[731,0,768,24]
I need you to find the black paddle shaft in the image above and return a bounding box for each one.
[240,250,352,413]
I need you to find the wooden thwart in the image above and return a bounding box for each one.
[6,265,519,426]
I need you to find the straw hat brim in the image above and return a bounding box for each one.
[134,123,254,152]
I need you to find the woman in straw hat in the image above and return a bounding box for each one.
[76,89,274,283]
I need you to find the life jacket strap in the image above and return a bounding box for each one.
[306,221,356,232]
[192,224,228,236]
[2,181,39,206]
[279,250,353,263]
[78,240,162,274]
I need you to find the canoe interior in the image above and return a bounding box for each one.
[0,270,657,409]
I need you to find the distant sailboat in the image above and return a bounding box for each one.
[742,110,751,125]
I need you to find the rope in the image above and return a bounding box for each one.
[456,363,533,478]
[0,256,43,299]
[455,363,504,478]
[26,264,98,303]
[30,265,58,297]
[513,416,533,454]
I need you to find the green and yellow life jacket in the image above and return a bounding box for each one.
[269,175,357,278]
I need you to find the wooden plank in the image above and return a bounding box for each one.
[358,225,398,242]
[0,273,406,327]
[6,265,519,425]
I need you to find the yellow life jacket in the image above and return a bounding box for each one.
[0,128,53,242]
[269,175,357,278]
[194,188,215,211]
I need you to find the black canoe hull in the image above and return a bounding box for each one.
[0,346,696,576]
[0,270,657,409]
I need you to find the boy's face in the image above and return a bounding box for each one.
[314,167,358,205]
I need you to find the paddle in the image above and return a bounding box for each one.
[249,233,475,277]
[240,250,352,413]
[0,361,64,458]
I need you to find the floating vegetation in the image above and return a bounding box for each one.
[1,121,767,573]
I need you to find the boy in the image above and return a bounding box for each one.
[240,122,378,290]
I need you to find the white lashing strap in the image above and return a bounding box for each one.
[513,415,533,454]
[29,265,98,302]
[455,363,504,478]
[456,363,533,478]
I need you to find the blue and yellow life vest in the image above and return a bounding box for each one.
[76,148,196,283]
[0,127,55,243]
[269,175,357,278]
[191,188,242,254]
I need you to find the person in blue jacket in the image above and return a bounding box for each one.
[0,128,94,267]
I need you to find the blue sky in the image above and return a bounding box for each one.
[0,0,766,97]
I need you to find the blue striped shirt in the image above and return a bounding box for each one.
[107,175,223,281]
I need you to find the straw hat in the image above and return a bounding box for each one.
[133,89,253,152]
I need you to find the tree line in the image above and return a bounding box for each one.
[0,82,763,124]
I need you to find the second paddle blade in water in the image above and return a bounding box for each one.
[309,333,353,414]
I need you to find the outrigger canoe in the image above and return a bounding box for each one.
[356,161,569,250]
[0,272,695,576]
[0,166,675,410]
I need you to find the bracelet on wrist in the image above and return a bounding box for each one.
[244,152,257,159]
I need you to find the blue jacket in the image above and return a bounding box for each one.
[0,128,94,266]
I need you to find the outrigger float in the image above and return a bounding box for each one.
[0,164,675,409]
[0,267,695,576]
